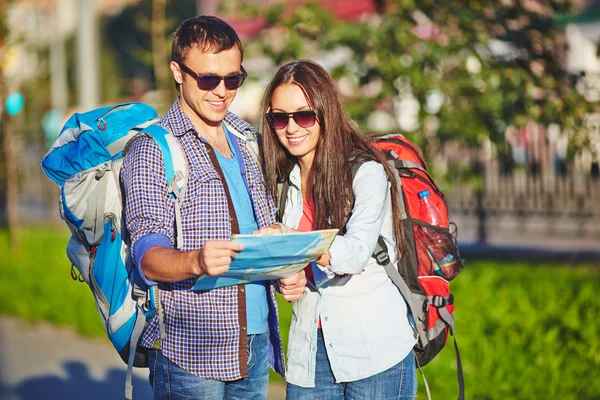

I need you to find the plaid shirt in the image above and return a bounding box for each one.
[121,99,284,380]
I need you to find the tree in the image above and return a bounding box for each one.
[102,0,197,112]
[249,0,592,170]
[0,0,20,253]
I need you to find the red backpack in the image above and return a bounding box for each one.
[276,133,465,399]
[371,134,464,400]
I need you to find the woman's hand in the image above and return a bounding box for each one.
[279,270,307,301]
[316,251,331,267]
[252,225,283,235]
[252,223,298,235]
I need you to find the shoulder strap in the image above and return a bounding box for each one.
[223,113,262,173]
[224,125,252,196]
[373,237,428,345]
[276,180,290,222]
[142,124,188,250]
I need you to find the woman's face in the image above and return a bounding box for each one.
[269,83,321,169]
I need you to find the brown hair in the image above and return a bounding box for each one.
[170,16,244,89]
[259,59,406,255]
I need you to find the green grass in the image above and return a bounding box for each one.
[434,262,600,400]
[1,227,600,398]
[0,227,104,336]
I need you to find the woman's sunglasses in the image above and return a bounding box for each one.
[265,110,317,130]
[179,63,247,91]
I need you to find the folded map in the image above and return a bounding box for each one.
[192,228,339,290]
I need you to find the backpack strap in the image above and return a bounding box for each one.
[376,234,464,400]
[125,297,147,400]
[393,158,425,171]
[133,125,188,391]
[142,124,188,250]
[429,294,455,334]
[391,158,444,198]
[276,180,290,222]
[375,235,465,400]
[223,117,262,174]
[454,337,465,400]
[386,159,408,220]
[373,237,428,345]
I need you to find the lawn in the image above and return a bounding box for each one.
[1,227,599,399]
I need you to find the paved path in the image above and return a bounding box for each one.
[0,316,286,400]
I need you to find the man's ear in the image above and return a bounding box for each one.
[170,61,183,85]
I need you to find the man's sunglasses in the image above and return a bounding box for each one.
[265,110,318,130]
[179,63,247,91]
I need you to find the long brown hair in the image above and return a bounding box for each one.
[259,60,405,255]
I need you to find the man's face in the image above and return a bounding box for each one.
[171,46,243,130]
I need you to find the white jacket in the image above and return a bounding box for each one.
[282,161,417,387]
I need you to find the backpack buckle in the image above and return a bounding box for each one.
[373,248,390,265]
[432,295,446,307]
[431,295,453,308]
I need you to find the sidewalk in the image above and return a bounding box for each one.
[0,316,286,400]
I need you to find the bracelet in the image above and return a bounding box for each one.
[273,222,291,233]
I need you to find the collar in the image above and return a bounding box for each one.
[161,97,256,140]
[161,98,196,138]
[288,164,301,190]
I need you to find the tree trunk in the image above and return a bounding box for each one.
[151,0,169,103]
[0,10,20,253]
[3,116,20,254]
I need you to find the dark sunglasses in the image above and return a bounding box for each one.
[265,110,318,129]
[179,63,247,91]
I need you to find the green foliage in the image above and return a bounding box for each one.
[0,227,104,337]
[274,260,600,398]
[423,261,600,399]
[2,227,599,398]
[248,0,594,176]
[100,0,196,106]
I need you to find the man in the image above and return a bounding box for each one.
[121,15,306,399]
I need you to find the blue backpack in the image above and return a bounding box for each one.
[40,102,188,400]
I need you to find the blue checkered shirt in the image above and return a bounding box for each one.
[121,99,284,380]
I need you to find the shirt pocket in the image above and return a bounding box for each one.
[188,164,221,184]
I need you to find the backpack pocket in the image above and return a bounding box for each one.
[93,220,138,351]
[61,163,122,245]
[413,222,463,280]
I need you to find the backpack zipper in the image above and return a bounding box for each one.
[89,247,111,321]
[95,103,136,131]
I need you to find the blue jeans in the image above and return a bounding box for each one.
[286,330,417,400]
[148,333,270,400]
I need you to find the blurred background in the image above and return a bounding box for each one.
[0,0,599,399]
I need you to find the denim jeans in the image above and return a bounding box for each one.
[286,329,417,400]
[148,332,270,400]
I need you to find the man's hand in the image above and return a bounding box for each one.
[279,270,307,302]
[198,240,244,277]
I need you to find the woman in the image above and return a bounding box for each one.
[258,59,417,399]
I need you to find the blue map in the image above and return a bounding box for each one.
[192,229,338,290]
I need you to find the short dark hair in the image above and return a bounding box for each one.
[171,15,244,65]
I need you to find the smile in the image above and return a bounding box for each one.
[208,100,224,106]
[287,135,308,145]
